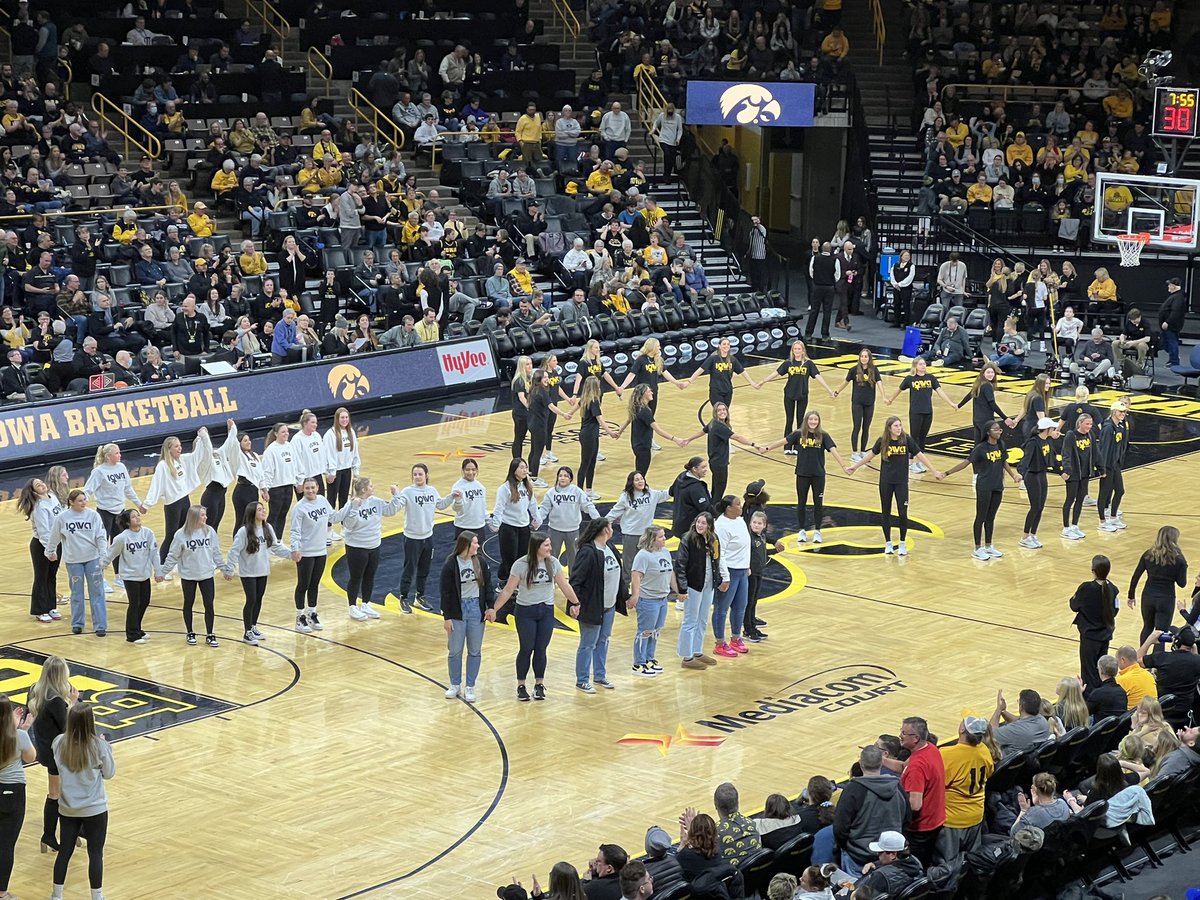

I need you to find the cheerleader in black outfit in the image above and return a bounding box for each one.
[536,353,577,467]
[572,340,625,398]
[884,356,957,473]
[617,385,686,477]
[942,420,1023,560]
[1061,413,1098,540]
[1019,416,1059,549]
[1015,374,1053,438]
[957,363,1016,442]
[526,369,575,488]
[832,347,885,460]
[576,375,621,499]
[758,340,835,443]
[618,338,688,429]
[510,356,533,460]
[1096,403,1129,533]
[765,410,850,543]
[681,402,767,502]
[685,337,760,411]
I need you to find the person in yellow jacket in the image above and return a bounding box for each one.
[820,27,849,60]
[111,208,140,244]
[515,101,544,163]
[316,155,344,192]
[1086,267,1118,305]
[507,258,534,297]
[297,157,322,194]
[188,202,215,237]
[238,239,268,276]
[210,159,238,200]
[311,129,340,162]
[966,172,994,206]
[1005,132,1033,169]
[401,211,422,245]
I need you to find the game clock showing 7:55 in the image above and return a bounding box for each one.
[1153,86,1200,139]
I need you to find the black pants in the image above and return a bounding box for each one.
[906,826,941,870]
[182,578,215,635]
[160,495,190,562]
[512,413,528,460]
[345,545,380,604]
[805,285,834,337]
[528,416,549,478]
[910,412,934,453]
[973,490,1004,546]
[546,411,558,453]
[744,573,762,635]
[1079,634,1110,692]
[330,467,353,511]
[99,509,122,575]
[240,575,267,631]
[1024,471,1047,534]
[54,811,107,890]
[124,579,152,641]
[267,485,294,541]
[497,523,530,620]
[1027,306,1048,340]
[515,600,554,680]
[1097,467,1124,520]
[578,424,600,490]
[783,395,808,437]
[879,480,910,541]
[711,466,729,506]
[711,390,733,412]
[634,445,653,478]
[231,481,260,539]
[294,555,326,610]
[1063,477,1089,527]
[895,286,912,325]
[796,474,826,532]
[30,537,59,616]
[1140,591,1176,645]
[0,781,24,893]
[989,304,1010,339]
[399,535,433,597]
[851,401,874,453]
[200,480,228,532]
[661,141,679,180]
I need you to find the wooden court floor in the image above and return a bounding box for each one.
[3,351,1200,898]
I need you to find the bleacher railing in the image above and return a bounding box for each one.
[548,0,581,52]
[90,93,163,160]
[349,88,406,151]
[0,204,183,225]
[869,0,886,66]
[635,72,670,174]
[307,46,333,98]
[245,0,292,44]
[941,83,1066,105]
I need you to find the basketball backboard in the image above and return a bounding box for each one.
[1093,171,1200,252]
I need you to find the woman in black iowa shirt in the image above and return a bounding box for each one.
[571,339,626,398]
[884,356,957,473]
[1019,416,1060,549]
[685,337,760,411]
[956,363,1016,442]
[680,401,767,502]
[847,416,943,556]
[758,339,836,444]
[616,384,687,476]
[765,410,851,543]
[832,347,885,459]
[942,419,1023,560]
[536,353,577,468]
[1061,412,1098,540]
[1096,403,1129,533]
[619,338,688,417]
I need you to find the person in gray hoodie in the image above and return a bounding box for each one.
[45,490,108,636]
[832,745,911,880]
[538,466,599,569]
[162,504,225,647]
[105,508,163,643]
[224,500,293,644]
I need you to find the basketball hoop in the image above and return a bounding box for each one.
[1116,232,1151,267]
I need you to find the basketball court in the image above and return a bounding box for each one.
[3,344,1200,898]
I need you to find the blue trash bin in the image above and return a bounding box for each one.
[902,325,922,358]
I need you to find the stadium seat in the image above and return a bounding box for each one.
[1168,344,1200,391]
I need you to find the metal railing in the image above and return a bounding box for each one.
[0,204,183,224]
[941,83,1070,104]
[428,127,598,168]
[307,46,333,98]
[245,0,292,44]
[90,93,163,160]
[348,88,406,151]
[869,0,886,66]
[548,0,581,51]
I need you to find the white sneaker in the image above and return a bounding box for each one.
[348,605,367,621]
[295,614,312,633]
[113,576,125,590]
[464,686,477,702]
[539,456,551,466]
[884,541,894,555]
[306,609,324,631]
[1071,525,1087,538]
[544,452,558,462]
[585,489,601,500]
[651,440,662,451]
[360,602,380,619]
[531,477,548,488]
[932,358,945,366]
[445,685,461,699]
[1083,496,1098,506]
[812,530,823,543]
[897,541,909,557]
[1019,536,1040,549]
[986,546,1003,558]
[1114,517,1128,530]
[1030,536,1044,548]
[972,547,991,560]
[851,451,865,463]
[596,452,606,461]
[103,580,114,594]
[1062,526,1084,541]
[797,531,807,543]
[1099,519,1120,533]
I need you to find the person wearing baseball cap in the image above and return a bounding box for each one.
[1159,276,1187,366]
[1018,415,1060,549]
[861,830,924,895]
[1138,625,1200,730]
[939,716,996,859]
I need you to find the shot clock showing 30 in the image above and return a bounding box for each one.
[1153,86,1200,138]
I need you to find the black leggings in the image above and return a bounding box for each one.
[973,489,1004,546]
[578,425,600,490]
[783,395,808,437]
[30,537,59,616]
[1062,477,1089,527]
[345,545,380,604]
[515,602,555,680]
[1140,592,1177,645]
[879,480,910,541]
[546,411,558,453]
[0,780,24,893]
[512,413,528,460]
[528,417,549,478]
[200,480,228,532]
[294,556,326,610]
[267,485,293,543]
[989,305,1010,339]
[1027,306,1048,340]
[1097,467,1124,520]
[1024,471,1048,534]
[230,481,260,539]
[711,466,729,505]
[160,495,190,563]
[181,578,215,635]
[54,811,107,890]
[240,575,267,631]
[498,523,530,586]
[796,473,826,532]
[851,401,874,453]
[330,467,353,511]
[744,573,762,634]
[124,579,152,641]
[98,509,122,575]
[634,445,653,478]
[910,412,934,453]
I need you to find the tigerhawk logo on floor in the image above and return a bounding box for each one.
[616,665,907,755]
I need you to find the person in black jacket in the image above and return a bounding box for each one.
[1070,554,1120,692]
[669,457,711,538]
[69,224,100,288]
[28,655,76,852]
[569,517,629,693]
[859,831,925,897]
[1158,276,1187,366]
[276,235,308,298]
[1128,525,1189,645]
[675,511,728,671]
[1096,404,1129,534]
[1060,413,1096,539]
[172,296,211,356]
[1087,655,1128,720]
[1,347,34,400]
[440,530,493,704]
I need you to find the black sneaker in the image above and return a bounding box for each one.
[205,634,219,648]
[754,617,767,626]
[745,631,768,643]
[72,626,82,635]
[186,632,197,645]
[95,630,106,637]
[414,594,433,612]
[517,684,531,702]
[533,684,546,701]
[399,596,413,614]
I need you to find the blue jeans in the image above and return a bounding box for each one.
[575,606,615,684]
[990,352,1023,370]
[712,567,749,641]
[554,142,576,167]
[634,596,667,665]
[364,229,387,249]
[1162,328,1180,366]
[447,597,484,687]
[677,583,714,657]
[840,852,864,882]
[67,558,106,632]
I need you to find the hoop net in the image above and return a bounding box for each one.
[1116,232,1151,267]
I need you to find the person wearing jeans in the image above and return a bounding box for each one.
[675,512,728,669]
[629,526,679,677]
[45,490,108,636]
[570,517,629,693]
[441,531,492,703]
[712,496,751,658]
[489,533,579,701]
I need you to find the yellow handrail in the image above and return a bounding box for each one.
[548,0,580,50]
[349,87,406,151]
[0,204,182,224]
[90,93,163,160]
[870,0,886,67]
[635,71,670,136]
[307,46,333,98]
[245,0,292,43]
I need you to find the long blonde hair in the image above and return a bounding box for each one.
[331,406,355,453]
[46,466,70,504]
[1147,525,1182,566]
[28,656,72,717]
[58,702,102,774]
[637,337,662,365]
[160,436,182,475]
[183,504,205,534]
[579,375,603,410]
[93,443,119,469]
[512,355,532,390]
[1055,677,1088,730]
